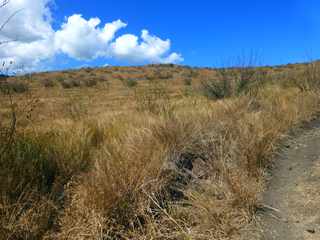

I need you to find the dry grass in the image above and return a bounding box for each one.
[1,63,320,239]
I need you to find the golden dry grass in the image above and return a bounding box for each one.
[1,63,320,239]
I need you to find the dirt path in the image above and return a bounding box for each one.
[258,120,320,240]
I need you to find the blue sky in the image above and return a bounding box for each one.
[0,0,320,71]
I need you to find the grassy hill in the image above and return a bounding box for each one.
[1,62,320,239]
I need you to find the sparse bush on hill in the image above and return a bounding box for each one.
[157,70,173,80]
[293,62,320,91]
[200,71,233,99]
[200,65,266,99]
[83,67,94,73]
[121,78,138,88]
[0,80,29,94]
[41,78,56,88]
[183,77,192,86]
[134,80,174,116]
[183,69,199,79]
[56,76,100,88]
[83,78,98,87]
[145,69,173,81]
[60,78,81,89]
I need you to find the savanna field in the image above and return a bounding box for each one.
[1,62,320,239]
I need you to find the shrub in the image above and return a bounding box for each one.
[146,72,156,80]
[146,70,173,81]
[156,70,173,80]
[41,78,56,88]
[200,66,263,100]
[83,67,93,73]
[183,69,199,79]
[183,77,192,86]
[121,78,138,88]
[60,79,81,89]
[291,62,320,91]
[135,81,173,116]
[83,78,98,87]
[200,72,232,99]
[0,80,29,94]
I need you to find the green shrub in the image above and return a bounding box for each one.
[121,78,138,88]
[41,78,56,88]
[200,74,232,99]
[61,79,81,89]
[183,78,192,86]
[200,66,263,100]
[0,80,29,94]
[84,78,98,87]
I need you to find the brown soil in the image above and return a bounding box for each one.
[259,120,320,239]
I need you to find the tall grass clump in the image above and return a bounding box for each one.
[0,105,98,239]
[290,62,320,91]
[200,56,265,99]
[134,80,175,116]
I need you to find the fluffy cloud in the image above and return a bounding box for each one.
[55,15,126,60]
[0,38,55,71]
[0,0,183,71]
[110,30,183,63]
[0,0,55,70]
[0,0,53,42]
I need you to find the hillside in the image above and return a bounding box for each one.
[1,62,320,239]
[0,62,313,124]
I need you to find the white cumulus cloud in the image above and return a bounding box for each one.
[54,15,126,60]
[110,30,183,63]
[0,0,53,42]
[0,0,55,70]
[0,0,183,72]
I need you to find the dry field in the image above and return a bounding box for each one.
[1,62,320,239]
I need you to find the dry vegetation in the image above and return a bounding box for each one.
[1,62,320,239]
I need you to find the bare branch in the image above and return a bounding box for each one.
[0,0,9,9]
[0,39,16,45]
[0,9,23,33]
